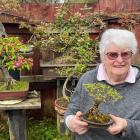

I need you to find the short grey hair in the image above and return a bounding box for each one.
[99,29,138,61]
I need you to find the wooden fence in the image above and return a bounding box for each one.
[0,1,140,119]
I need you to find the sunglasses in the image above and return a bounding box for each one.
[105,51,133,60]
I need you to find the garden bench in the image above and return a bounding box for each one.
[0,95,41,140]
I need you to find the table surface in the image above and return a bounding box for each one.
[0,97,41,110]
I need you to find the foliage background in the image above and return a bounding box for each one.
[0,118,70,140]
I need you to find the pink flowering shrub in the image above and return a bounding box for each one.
[0,37,33,71]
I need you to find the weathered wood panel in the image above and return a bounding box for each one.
[0,97,41,110]
[115,0,132,11]
[21,3,52,21]
[8,110,27,140]
[98,0,116,12]
[132,0,140,11]
[29,81,57,118]
[0,97,41,140]
[1,2,140,24]
[132,25,140,66]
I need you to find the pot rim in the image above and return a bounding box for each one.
[81,114,113,128]
[54,97,68,110]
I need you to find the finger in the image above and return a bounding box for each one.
[75,111,86,122]
[75,126,87,131]
[75,119,88,126]
[108,130,119,135]
[109,114,118,122]
[77,128,88,135]
[107,122,121,135]
[75,111,88,126]
[76,111,83,117]
[75,126,88,135]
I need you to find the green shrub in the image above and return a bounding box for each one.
[0,119,70,140]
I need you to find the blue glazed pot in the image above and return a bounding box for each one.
[0,57,20,80]
[9,69,20,81]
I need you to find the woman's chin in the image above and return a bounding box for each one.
[111,70,127,76]
[112,68,128,75]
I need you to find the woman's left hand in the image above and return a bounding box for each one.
[107,114,127,135]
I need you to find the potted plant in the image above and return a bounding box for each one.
[81,83,123,128]
[19,1,103,107]
[0,36,33,103]
[0,37,33,72]
[19,2,105,134]
[51,3,101,115]
[50,3,102,135]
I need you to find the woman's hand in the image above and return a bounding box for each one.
[68,111,88,135]
[107,114,127,135]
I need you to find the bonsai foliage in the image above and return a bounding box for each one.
[20,2,103,102]
[0,0,20,12]
[20,3,103,77]
[83,83,122,104]
[0,37,33,71]
[0,37,33,91]
[83,83,123,123]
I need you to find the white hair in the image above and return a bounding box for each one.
[99,29,138,61]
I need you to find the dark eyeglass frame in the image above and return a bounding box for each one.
[105,51,133,60]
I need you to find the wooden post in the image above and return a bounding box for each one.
[7,110,27,140]
[0,97,41,140]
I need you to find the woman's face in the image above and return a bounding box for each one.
[103,43,132,78]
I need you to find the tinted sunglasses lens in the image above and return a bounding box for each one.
[106,52,118,59]
[121,52,132,59]
[106,52,132,60]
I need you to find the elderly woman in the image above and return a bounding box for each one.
[64,29,140,140]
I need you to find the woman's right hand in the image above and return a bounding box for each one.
[68,111,88,135]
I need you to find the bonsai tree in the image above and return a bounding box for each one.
[50,3,102,106]
[0,37,33,71]
[0,37,33,91]
[83,83,123,124]
[27,2,105,96]
[19,2,105,107]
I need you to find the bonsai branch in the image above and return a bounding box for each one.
[62,76,74,102]
[0,66,16,90]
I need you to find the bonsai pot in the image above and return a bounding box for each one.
[0,91,28,100]
[54,97,71,135]
[0,81,29,104]
[54,97,69,115]
[81,108,113,129]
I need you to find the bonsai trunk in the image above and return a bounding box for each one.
[85,100,110,124]
[0,66,16,90]
[62,76,72,102]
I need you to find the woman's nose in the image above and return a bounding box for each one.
[116,55,124,62]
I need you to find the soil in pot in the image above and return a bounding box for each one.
[0,81,29,101]
[81,107,113,128]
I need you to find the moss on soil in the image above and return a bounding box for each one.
[0,81,29,92]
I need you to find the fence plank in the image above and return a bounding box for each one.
[132,0,140,11]
[115,0,132,11]
[98,0,116,12]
